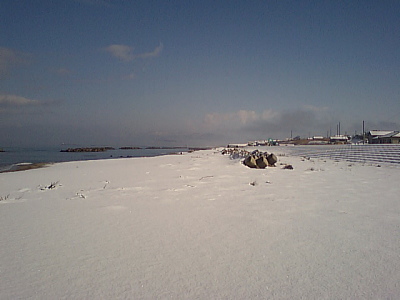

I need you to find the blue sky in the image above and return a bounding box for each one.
[1,0,399,147]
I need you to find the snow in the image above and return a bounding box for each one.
[1,148,400,299]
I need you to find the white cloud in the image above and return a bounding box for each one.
[302,104,329,112]
[261,109,280,120]
[0,94,41,107]
[204,111,235,127]
[105,43,163,61]
[0,47,29,78]
[105,44,134,61]
[201,107,341,141]
[135,43,163,59]
[237,110,258,124]
[204,109,279,128]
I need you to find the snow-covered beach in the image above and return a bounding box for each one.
[1,148,399,299]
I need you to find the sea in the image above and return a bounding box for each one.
[0,146,189,173]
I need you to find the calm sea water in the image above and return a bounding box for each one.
[0,147,188,172]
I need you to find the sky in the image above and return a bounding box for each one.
[1,0,399,147]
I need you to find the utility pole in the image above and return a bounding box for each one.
[362,120,365,144]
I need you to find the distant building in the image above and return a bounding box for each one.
[330,135,349,144]
[307,136,329,145]
[367,130,400,144]
[227,143,247,148]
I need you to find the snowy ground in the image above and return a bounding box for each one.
[1,148,399,299]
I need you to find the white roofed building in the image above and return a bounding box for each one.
[367,130,400,144]
[330,135,349,144]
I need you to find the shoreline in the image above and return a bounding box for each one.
[2,144,400,174]
[0,146,199,173]
[0,162,51,173]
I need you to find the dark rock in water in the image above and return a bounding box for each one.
[146,146,188,150]
[119,146,141,150]
[60,147,115,152]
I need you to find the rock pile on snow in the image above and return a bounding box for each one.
[243,150,278,169]
[221,148,250,159]
[243,151,275,168]
[221,148,278,168]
